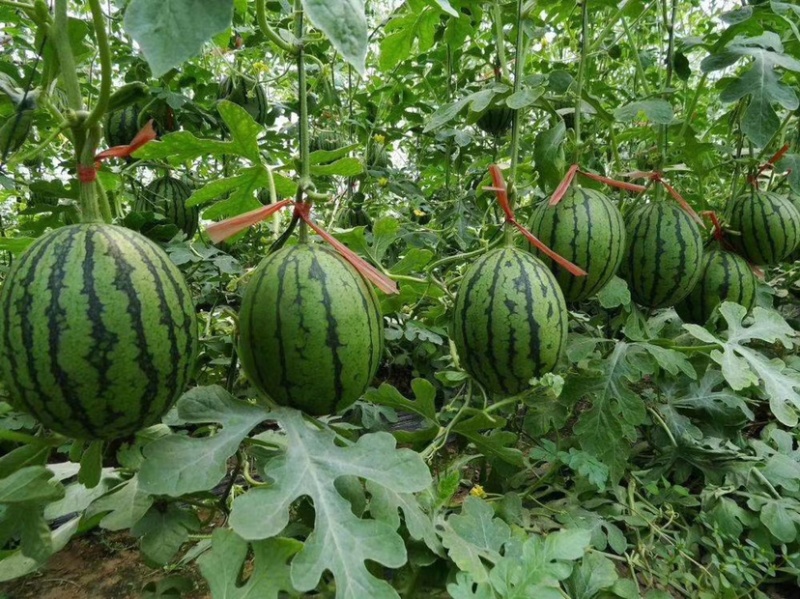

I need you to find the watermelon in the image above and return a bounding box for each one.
[0,224,198,439]
[528,187,626,302]
[218,75,270,125]
[238,243,383,416]
[341,207,372,229]
[135,176,199,238]
[675,248,758,324]
[452,246,568,395]
[725,189,800,265]
[476,105,514,136]
[310,130,342,152]
[620,201,704,308]
[104,104,142,147]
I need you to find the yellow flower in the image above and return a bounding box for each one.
[413,209,426,217]
[469,485,486,498]
[378,177,389,187]
[373,134,386,145]
[253,61,270,74]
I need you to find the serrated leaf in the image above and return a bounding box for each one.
[596,276,631,309]
[534,122,566,192]
[441,497,510,583]
[367,481,442,555]
[506,86,544,109]
[139,386,271,496]
[124,0,234,77]
[230,409,431,599]
[302,0,367,74]
[685,304,800,426]
[198,529,302,598]
[568,342,649,483]
[565,551,618,599]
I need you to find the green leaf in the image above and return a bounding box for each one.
[534,122,566,192]
[364,380,439,423]
[0,236,34,254]
[78,440,103,489]
[441,497,510,583]
[132,504,200,564]
[139,386,270,496]
[390,248,434,274]
[309,157,364,177]
[229,409,431,598]
[613,100,674,124]
[776,153,800,195]
[302,0,367,75]
[371,217,401,263]
[565,551,618,599]
[684,304,800,426]
[506,86,544,109]
[568,342,649,483]
[447,572,495,599]
[595,276,631,309]
[123,0,234,77]
[89,476,154,532]
[134,131,236,162]
[0,466,64,504]
[367,480,442,555]
[758,498,799,543]
[198,529,302,599]
[424,89,495,132]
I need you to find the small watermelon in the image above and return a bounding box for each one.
[675,248,758,324]
[104,104,142,147]
[476,105,514,136]
[0,224,198,439]
[528,187,626,302]
[620,201,704,308]
[311,130,342,152]
[135,176,199,238]
[238,243,383,416]
[725,189,800,265]
[452,246,568,395]
[218,75,270,125]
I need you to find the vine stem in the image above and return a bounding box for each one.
[678,72,707,139]
[0,428,63,446]
[53,0,82,111]
[508,0,527,192]
[0,0,34,13]
[492,2,508,81]
[85,0,112,130]
[657,0,677,170]
[256,0,295,54]
[572,0,589,165]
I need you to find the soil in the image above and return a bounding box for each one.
[0,532,209,599]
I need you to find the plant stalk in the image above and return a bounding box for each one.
[573,0,589,164]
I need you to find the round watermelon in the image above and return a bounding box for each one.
[476,105,514,136]
[675,247,758,324]
[0,224,198,439]
[452,246,568,396]
[238,243,383,416]
[104,104,142,147]
[620,201,704,308]
[135,176,199,238]
[218,75,270,125]
[528,187,626,302]
[725,189,800,265]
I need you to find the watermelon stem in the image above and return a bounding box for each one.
[0,428,64,446]
[572,0,589,165]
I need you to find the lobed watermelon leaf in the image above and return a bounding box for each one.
[683,303,800,426]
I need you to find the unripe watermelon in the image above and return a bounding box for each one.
[104,104,142,147]
[135,176,199,238]
[675,248,758,324]
[238,244,383,416]
[311,130,342,152]
[0,224,198,439]
[528,188,626,302]
[476,105,514,136]
[620,202,704,308]
[725,190,800,265]
[341,207,372,229]
[452,246,568,395]
[218,75,270,125]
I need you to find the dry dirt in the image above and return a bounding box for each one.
[0,532,209,599]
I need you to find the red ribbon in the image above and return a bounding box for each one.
[549,164,647,206]
[206,200,399,295]
[486,165,587,277]
[94,120,157,162]
[77,164,97,183]
[750,143,791,188]
[629,171,704,227]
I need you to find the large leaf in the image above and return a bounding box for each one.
[230,409,432,599]
[684,303,800,426]
[302,0,368,75]
[124,0,234,77]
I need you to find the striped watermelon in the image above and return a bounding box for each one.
[476,105,514,136]
[452,246,568,395]
[135,176,199,238]
[675,248,758,324]
[238,243,383,416]
[218,76,270,125]
[0,224,198,440]
[528,187,626,302]
[311,130,342,152]
[104,104,142,147]
[620,201,704,308]
[725,190,800,265]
